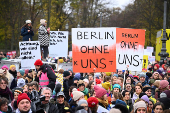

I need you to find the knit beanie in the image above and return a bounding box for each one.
[113,84,121,90]
[72,91,84,101]
[83,79,89,84]
[96,79,102,84]
[163,90,170,98]
[34,59,43,66]
[157,69,162,74]
[139,73,146,78]
[133,76,139,80]
[19,69,25,76]
[94,85,107,98]
[143,87,151,93]
[63,71,70,77]
[134,101,147,113]
[17,93,31,105]
[102,81,110,90]
[17,78,25,88]
[87,97,99,108]
[95,73,101,79]
[109,108,121,113]
[154,64,160,69]
[105,72,111,76]
[40,19,47,25]
[159,80,169,89]
[1,65,8,70]
[128,74,133,78]
[12,87,23,95]
[113,74,118,78]
[141,95,149,104]
[160,92,167,98]
[73,77,79,81]
[74,73,81,79]
[153,80,160,88]
[77,80,85,87]
[146,72,152,78]
[115,99,126,106]
[10,65,16,70]
[25,20,31,24]
[0,69,5,74]
[77,99,88,106]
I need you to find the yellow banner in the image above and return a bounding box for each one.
[142,55,148,72]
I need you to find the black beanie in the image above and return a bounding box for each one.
[63,71,70,77]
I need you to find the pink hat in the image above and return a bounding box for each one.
[94,85,107,98]
[159,80,169,89]
[1,65,8,70]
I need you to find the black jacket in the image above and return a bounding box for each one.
[9,70,17,78]
[35,64,56,91]
[63,78,69,101]
[36,102,59,113]
[68,75,74,87]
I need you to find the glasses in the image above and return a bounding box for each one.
[126,86,131,88]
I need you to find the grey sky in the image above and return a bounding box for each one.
[106,0,134,10]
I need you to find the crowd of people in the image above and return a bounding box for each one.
[0,58,170,113]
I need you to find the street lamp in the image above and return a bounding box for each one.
[158,0,169,66]
[77,23,80,28]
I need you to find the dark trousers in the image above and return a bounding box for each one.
[40,46,48,59]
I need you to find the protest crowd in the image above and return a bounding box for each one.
[0,19,170,113]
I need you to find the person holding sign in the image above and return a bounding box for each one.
[38,19,50,60]
[21,20,34,41]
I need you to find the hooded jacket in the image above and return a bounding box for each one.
[35,64,56,91]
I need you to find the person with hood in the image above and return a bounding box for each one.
[77,80,90,100]
[1,65,14,88]
[38,19,50,59]
[139,73,148,87]
[34,59,56,91]
[9,65,17,78]
[155,80,169,99]
[21,20,34,41]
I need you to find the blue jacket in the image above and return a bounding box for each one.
[21,27,34,41]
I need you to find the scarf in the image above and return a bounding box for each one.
[82,88,88,95]
[98,98,108,108]
[0,87,13,100]
[9,70,17,78]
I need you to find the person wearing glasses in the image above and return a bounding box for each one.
[0,77,13,102]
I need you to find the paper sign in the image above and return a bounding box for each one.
[116,28,145,71]
[72,28,116,72]
[146,46,154,53]
[148,56,155,63]
[142,55,148,72]
[19,41,41,69]
[49,31,68,57]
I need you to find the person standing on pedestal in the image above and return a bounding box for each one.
[38,19,50,60]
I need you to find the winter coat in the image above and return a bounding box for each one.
[36,102,59,113]
[132,92,139,104]
[21,26,34,41]
[63,78,69,101]
[38,25,49,46]
[9,70,17,78]
[34,64,56,91]
[68,75,74,87]
[4,71,14,88]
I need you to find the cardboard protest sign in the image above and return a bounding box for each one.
[19,41,41,69]
[72,28,116,73]
[116,28,145,71]
[142,55,148,72]
[49,31,68,57]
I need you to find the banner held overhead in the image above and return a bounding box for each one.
[72,28,116,73]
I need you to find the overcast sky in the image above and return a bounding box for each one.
[106,0,134,10]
